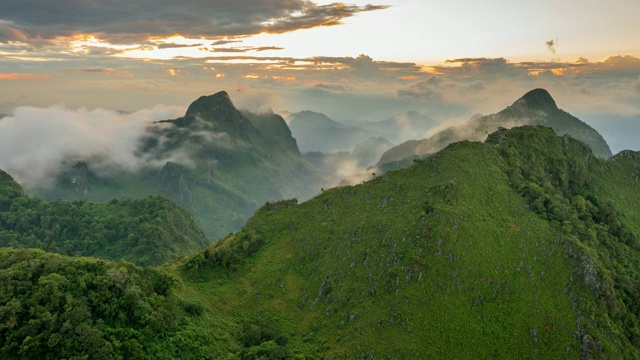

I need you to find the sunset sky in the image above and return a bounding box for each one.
[1,0,639,151]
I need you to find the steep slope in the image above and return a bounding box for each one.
[379,89,613,165]
[174,125,639,358]
[0,169,208,266]
[35,91,325,241]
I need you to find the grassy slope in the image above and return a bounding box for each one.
[177,133,602,358]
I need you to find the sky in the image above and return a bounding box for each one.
[0,0,639,153]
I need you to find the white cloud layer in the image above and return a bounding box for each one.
[0,104,185,187]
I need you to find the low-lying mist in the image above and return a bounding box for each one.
[0,104,186,188]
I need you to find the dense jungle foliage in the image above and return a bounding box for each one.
[0,170,208,266]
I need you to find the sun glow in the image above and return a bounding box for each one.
[70,34,135,53]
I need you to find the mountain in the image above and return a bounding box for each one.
[3,125,640,358]
[172,125,640,358]
[285,110,378,152]
[160,125,640,357]
[363,110,438,144]
[0,169,208,266]
[379,89,613,165]
[34,91,325,241]
[285,110,438,154]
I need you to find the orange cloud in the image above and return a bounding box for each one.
[0,73,50,80]
[398,75,420,80]
[271,75,296,81]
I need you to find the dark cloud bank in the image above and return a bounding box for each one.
[0,1,388,44]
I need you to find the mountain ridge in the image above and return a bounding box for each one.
[176,125,640,358]
[379,88,613,165]
[33,91,326,241]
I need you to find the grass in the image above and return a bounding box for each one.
[176,136,593,358]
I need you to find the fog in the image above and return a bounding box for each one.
[0,104,185,188]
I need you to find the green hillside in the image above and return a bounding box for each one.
[0,170,208,266]
[176,125,639,358]
[2,125,640,358]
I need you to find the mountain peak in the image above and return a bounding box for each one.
[185,91,235,117]
[516,88,558,111]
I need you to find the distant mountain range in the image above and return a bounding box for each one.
[34,91,326,241]
[21,89,616,240]
[284,110,378,152]
[362,110,438,144]
[284,110,438,153]
[379,89,613,166]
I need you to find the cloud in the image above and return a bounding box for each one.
[0,73,50,80]
[0,1,389,45]
[546,39,557,54]
[205,46,285,53]
[0,20,27,42]
[156,42,204,49]
[2,45,639,139]
[392,55,640,117]
[63,67,135,78]
[439,57,518,78]
[314,83,348,92]
[591,55,640,76]
[395,75,462,104]
[212,39,243,46]
[230,87,286,114]
[0,104,186,188]
[77,67,111,73]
